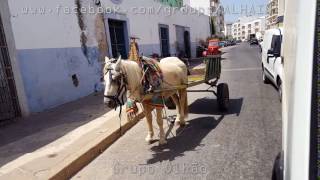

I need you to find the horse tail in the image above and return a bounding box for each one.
[179,88,188,118]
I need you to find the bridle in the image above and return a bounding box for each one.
[104,66,128,109]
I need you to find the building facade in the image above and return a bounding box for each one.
[183,0,225,37]
[266,0,286,29]
[0,0,210,118]
[266,0,279,29]
[278,0,285,17]
[232,16,266,41]
[224,23,233,39]
[210,0,224,36]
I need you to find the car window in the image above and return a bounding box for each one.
[271,35,282,54]
[209,41,218,46]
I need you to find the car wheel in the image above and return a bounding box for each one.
[262,67,270,84]
[278,80,282,102]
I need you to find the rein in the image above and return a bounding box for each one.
[104,68,128,136]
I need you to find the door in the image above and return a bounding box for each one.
[268,35,282,79]
[108,19,128,59]
[159,25,170,57]
[175,25,185,57]
[184,31,191,58]
[263,32,281,80]
[0,13,20,123]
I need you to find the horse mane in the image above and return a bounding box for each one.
[120,60,142,96]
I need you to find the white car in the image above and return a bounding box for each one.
[261,28,284,101]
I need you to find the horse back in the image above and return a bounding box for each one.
[159,57,188,85]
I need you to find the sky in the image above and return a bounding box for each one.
[220,0,268,23]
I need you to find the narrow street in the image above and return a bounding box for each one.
[73,43,282,180]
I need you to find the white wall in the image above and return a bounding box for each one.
[224,23,232,37]
[282,0,315,179]
[232,17,266,40]
[101,0,211,57]
[7,0,103,112]
[5,0,210,112]
[0,0,30,116]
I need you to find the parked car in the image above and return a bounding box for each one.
[225,40,236,46]
[250,38,259,45]
[259,40,263,53]
[261,28,284,101]
[202,39,221,56]
[218,41,226,47]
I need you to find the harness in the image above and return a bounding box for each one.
[104,68,128,112]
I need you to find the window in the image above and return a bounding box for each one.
[108,19,128,59]
[270,35,282,56]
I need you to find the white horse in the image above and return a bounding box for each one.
[103,56,188,145]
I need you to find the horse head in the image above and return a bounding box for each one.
[103,56,128,109]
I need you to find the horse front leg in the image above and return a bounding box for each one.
[143,104,154,143]
[156,108,167,145]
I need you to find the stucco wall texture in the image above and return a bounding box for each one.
[6,0,210,112]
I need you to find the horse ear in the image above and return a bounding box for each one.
[105,56,110,63]
[115,56,122,70]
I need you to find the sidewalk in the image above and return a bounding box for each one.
[0,93,141,179]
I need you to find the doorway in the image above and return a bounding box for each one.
[175,25,191,58]
[108,19,128,59]
[184,30,191,58]
[0,13,20,123]
[159,24,170,57]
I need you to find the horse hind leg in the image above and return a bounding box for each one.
[170,94,183,126]
[156,108,167,145]
[178,88,188,125]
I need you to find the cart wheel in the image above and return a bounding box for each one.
[217,83,229,111]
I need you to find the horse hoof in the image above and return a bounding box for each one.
[159,139,167,145]
[175,121,186,127]
[145,136,153,144]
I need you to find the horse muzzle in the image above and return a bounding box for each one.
[104,97,117,109]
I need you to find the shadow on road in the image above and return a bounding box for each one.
[189,97,243,116]
[146,115,224,164]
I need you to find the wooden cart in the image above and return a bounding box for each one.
[129,37,229,111]
[187,54,229,111]
[149,54,229,111]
